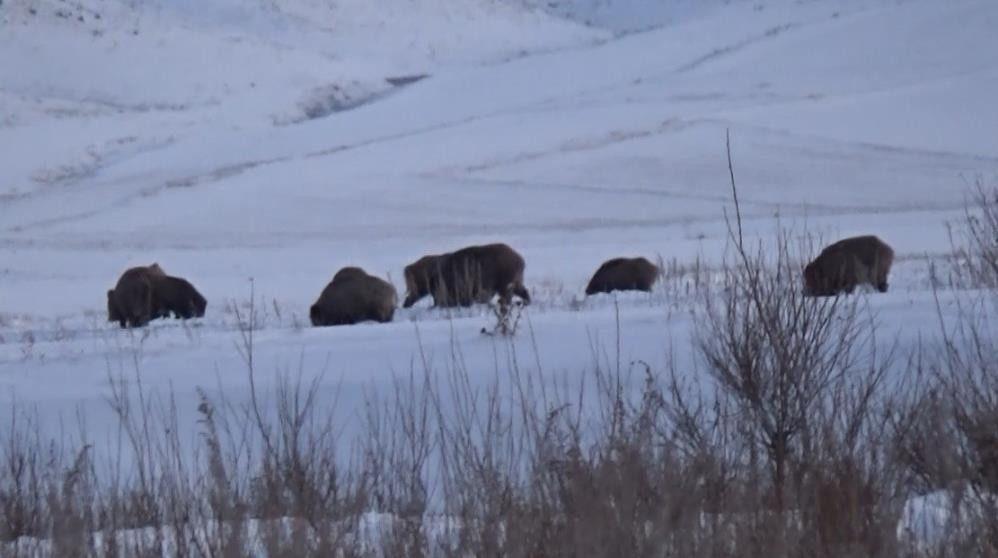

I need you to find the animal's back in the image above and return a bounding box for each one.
[446,243,525,301]
[586,257,658,295]
[314,268,397,325]
[594,258,630,275]
[332,267,370,285]
[822,235,893,275]
[822,235,889,259]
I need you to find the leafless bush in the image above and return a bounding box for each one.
[0,408,45,543]
[947,180,998,289]
[362,365,443,556]
[655,131,907,556]
[694,227,895,497]
[893,204,998,554]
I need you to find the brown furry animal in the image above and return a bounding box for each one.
[150,275,207,319]
[803,235,895,296]
[402,243,530,308]
[310,267,398,326]
[585,257,660,296]
[107,264,206,327]
[106,264,166,328]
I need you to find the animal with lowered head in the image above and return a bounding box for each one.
[151,275,207,319]
[402,243,530,308]
[803,235,894,296]
[585,257,660,296]
[107,263,207,328]
[310,266,398,326]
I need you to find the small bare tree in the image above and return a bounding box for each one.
[675,131,902,558]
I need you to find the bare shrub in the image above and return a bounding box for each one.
[894,237,998,553]
[480,299,524,337]
[656,131,907,556]
[0,408,45,542]
[683,246,904,554]
[232,292,369,555]
[362,367,440,556]
[947,180,998,289]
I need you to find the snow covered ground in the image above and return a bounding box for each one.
[1,0,996,513]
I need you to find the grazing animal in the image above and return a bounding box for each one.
[107,264,206,328]
[402,243,530,308]
[803,235,895,296]
[585,257,660,296]
[151,275,207,319]
[106,264,166,328]
[310,267,398,326]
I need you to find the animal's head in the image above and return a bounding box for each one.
[192,291,207,316]
[403,256,439,307]
[802,261,827,297]
[107,290,120,321]
[309,304,323,326]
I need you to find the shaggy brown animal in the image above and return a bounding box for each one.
[803,235,895,296]
[106,264,167,328]
[585,257,660,295]
[310,267,398,326]
[150,275,207,319]
[402,243,530,308]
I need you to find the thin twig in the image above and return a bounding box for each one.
[726,128,744,252]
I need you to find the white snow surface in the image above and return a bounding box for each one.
[1,0,997,486]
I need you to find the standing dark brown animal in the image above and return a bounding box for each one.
[585,257,660,296]
[107,264,166,328]
[402,243,530,308]
[803,235,894,296]
[310,267,398,326]
[150,275,207,319]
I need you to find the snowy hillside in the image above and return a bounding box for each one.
[1,0,997,517]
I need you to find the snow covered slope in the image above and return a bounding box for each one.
[0,0,996,469]
[0,0,603,200]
